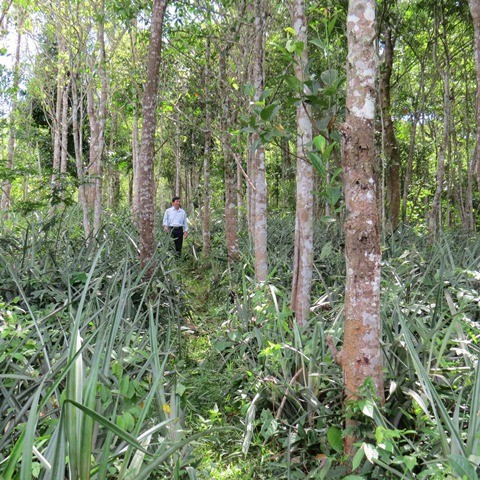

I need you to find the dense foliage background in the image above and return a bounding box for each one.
[1,0,480,478]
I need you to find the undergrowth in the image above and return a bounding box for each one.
[0,210,479,479]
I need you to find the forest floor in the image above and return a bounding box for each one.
[178,259,258,479]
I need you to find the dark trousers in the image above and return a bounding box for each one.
[170,227,184,255]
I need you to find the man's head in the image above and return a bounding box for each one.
[172,196,181,209]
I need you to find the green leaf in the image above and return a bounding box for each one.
[323,142,337,160]
[361,399,374,418]
[363,443,379,463]
[308,152,325,175]
[259,409,278,441]
[64,399,152,456]
[327,186,342,206]
[294,40,305,55]
[176,382,187,397]
[285,75,304,93]
[213,341,232,352]
[3,431,25,480]
[400,315,465,457]
[352,446,365,471]
[21,381,45,480]
[403,455,417,471]
[70,271,88,284]
[286,39,296,53]
[467,350,480,457]
[448,454,478,480]
[260,104,280,122]
[120,376,130,396]
[319,242,333,261]
[328,16,338,35]
[321,69,339,85]
[313,134,327,153]
[327,426,342,453]
[310,37,325,49]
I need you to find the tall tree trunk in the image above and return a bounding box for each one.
[132,113,140,217]
[250,0,268,283]
[220,49,239,262]
[1,24,21,214]
[288,0,314,326]
[202,37,212,256]
[93,0,107,236]
[51,27,65,197]
[428,1,451,239]
[174,111,182,196]
[60,82,69,174]
[130,18,142,222]
[71,73,91,238]
[401,61,425,223]
[340,0,383,457]
[463,61,475,231]
[236,148,244,228]
[138,0,168,268]
[246,133,254,239]
[379,26,401,232]
[469,0,480,191]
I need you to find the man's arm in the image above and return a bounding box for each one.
[183,211,189,237]
[163,209,170,232]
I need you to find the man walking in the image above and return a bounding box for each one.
[163,196,189,255]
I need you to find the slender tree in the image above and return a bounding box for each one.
[220,47,240,262]
[138,0,168,268]
[71,72,91,238]
[338,0,384,457]
[379,24,401,232]
[51,13,66,197]
[288,0,314,326]
[174,110,182,196]
[250,0,268,283]
[469,0,480,191]
[1,15,22,214]
[202,36,212,256]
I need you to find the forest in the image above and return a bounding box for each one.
[0,0,479,479]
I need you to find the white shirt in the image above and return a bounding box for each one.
[163,207,188,231]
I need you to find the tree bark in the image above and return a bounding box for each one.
[71,73,91,239]
[174,111,182,196]
[1,24,21,214]
[132,113,140,218]
[138,0,168,268]
[250,0,268,283]
[379,26,401,232]
[288,0,314,326]
[469,0,480,191]
[130,19,142,223]
[341,0,383,457]
[51,27,65,197]
[92,0,107,236]
[60,81,69,174]
[236,148,244,228]
[202,37,212,256]
[219,48,240,262]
